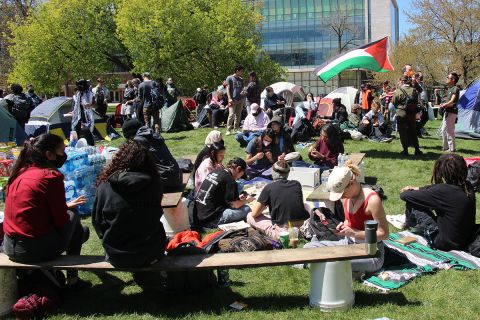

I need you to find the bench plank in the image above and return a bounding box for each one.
[0,244,372,272]
[161,171,192,208]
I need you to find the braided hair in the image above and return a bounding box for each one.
[432,154,470,195]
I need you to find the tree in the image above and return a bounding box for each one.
[115,0,285,94]
[8,0,132,93]
[407,0,480,85]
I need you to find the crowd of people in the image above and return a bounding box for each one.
[0,62,476,301]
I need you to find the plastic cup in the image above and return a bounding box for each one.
[279,231,289,249]
[288,227,299,248]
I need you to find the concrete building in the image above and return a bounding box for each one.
[256,0,399,95]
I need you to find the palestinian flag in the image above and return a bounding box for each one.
[314,37,394,82]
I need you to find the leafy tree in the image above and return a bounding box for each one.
[407,0,480,85]
[8,0,132,94]
[115,0,285,94]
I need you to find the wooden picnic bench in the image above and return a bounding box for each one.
[0,244,376,311]
[161,155,196,208]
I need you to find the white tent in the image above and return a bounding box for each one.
[325,86,358,113]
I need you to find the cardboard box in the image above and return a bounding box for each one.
[288,167,320,187]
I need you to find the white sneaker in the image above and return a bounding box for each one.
[225,131,232,136]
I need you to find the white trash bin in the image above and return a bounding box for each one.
[0,269,18,316]
[161,197,190,236]
[309,261,354,311]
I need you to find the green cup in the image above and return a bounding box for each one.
[279,231,289,249]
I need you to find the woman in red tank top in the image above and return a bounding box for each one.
[304,162,389,274]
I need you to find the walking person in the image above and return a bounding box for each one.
[440,72,460,152]
[225,65,245,135]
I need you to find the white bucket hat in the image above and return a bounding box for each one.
[327,166,354,201]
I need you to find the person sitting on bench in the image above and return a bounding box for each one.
[93,139,167,268]
[194,142,226,196]
[194,157,253,229]
[400,153,476,251]
[304,162,389,274]
[2,134,90,289]
[247,160,309,240]
[122,119,182,192]
[234,103,269,148]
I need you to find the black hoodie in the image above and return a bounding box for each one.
[92,171,166,267]
[134,126,182,192]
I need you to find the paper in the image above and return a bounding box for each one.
[229,301,248,310]
[218,221,251,231]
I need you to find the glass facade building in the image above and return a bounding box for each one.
[253,0,398,95]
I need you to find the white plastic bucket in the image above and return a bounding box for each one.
[309,261,354,311]
[0,269,18,316]
[160,197,190,236]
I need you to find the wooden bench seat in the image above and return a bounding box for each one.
[0,244,372,272]
[161,155,196,208]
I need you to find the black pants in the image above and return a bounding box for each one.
[404,202,438,247]
[75,123,95,146]
[3,211,86,278]
[397,113,419,151]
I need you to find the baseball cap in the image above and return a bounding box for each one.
[326,166,354,201]
[250,103,260,113]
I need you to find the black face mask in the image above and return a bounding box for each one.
[252,112,259,117]
[52,153,67,168]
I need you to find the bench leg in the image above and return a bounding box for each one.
[309,261,354,311]
[0,269,18,316]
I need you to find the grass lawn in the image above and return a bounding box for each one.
[3,119,480,319]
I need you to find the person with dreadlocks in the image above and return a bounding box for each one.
[400,154,476,251]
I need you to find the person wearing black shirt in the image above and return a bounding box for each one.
[194,130,224,171]
[263,86,286,118]
[194,158,252,228]
[400,154,476,251]
[247,161,309,240]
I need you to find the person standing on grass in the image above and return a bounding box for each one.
[138,72,161,133]
[71,79,95,146]
[304,162,389,275]
[440,72,460,152]
[92,78,110,118]
[400,153,476,251]
[3,134,90,290]
[225,65,245,135]
[245,71,261,114]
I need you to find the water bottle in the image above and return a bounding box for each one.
[338,153,344,167]
[365,220,378,255]
[64,179,77,202]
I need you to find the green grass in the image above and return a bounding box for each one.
[3,120,480,319]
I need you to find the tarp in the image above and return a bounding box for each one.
[160,100,193,133]
[455,79,480,139]
[0,100,28,145]
[325,86,358,113]
[25,97,119,142]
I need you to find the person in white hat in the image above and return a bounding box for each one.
[304,161,389,274]
[234,103,269,148]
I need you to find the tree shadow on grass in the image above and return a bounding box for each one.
[165,136,187,141]
[359,150,443,162]
[355,290,421,307]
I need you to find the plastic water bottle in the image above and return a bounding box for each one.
[338,153,344,167]
[64,179,77,202]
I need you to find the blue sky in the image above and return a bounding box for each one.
[397,0,415,37]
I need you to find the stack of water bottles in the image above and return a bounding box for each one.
[60,146,106,215]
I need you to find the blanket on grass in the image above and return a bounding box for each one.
[363,231,480,292]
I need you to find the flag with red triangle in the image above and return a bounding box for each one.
[314,37,394,82]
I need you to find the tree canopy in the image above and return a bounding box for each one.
[8,0,285,94]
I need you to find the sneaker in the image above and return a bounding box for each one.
[414,149,424,156]
[380,137,394,143]
[225,131,231,136]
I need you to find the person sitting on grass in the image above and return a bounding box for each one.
[122,119,182,192]
[93,139,167,268]
[193,157,253,229]
[360,100,392,141]
[194,130,224,171]
[292,124,344,171]
[267,115,295,161]
[304,162,389,275]
[263,86,286,118]
[400,154,476,251]
[341,103,363,131]
[234,103,269,148]
[245,128,276,179]
[194,142,226,196]
[247,160,310,240]
[2,134,90,289]
[293,92,317,126]
[206,89,228,128]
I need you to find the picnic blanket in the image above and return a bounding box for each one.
[363,231,480,292]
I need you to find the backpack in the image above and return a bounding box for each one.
[149,85,164,110]
[305,207,344,241]
[466,161,480,192]
[291,118,314,143]
[8,94,31,119]
[217,228,277,253]
[95,87,106,106]
[400,88,419,114]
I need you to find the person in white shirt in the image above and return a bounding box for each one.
[234,103,269,147]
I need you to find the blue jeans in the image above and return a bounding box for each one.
[293,106,307,126]
[235,131,262,148]
[218,205,252,225]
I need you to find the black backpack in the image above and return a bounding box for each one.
[7,93,31,119]
[149,85,164,110]
[400,88,419,114]
[291,118,314,143]
[467,161,480,192]
[307,207,343,241]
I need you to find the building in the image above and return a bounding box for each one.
[257,0,399,95]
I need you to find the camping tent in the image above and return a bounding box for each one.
[25,97,120,142]
[325,87,358,113]
[455,79,480,139]
[160,100,193,133]
[0,100,28,145]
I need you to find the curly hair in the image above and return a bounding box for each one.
[432,154,470,195]
[96,140,159,185]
